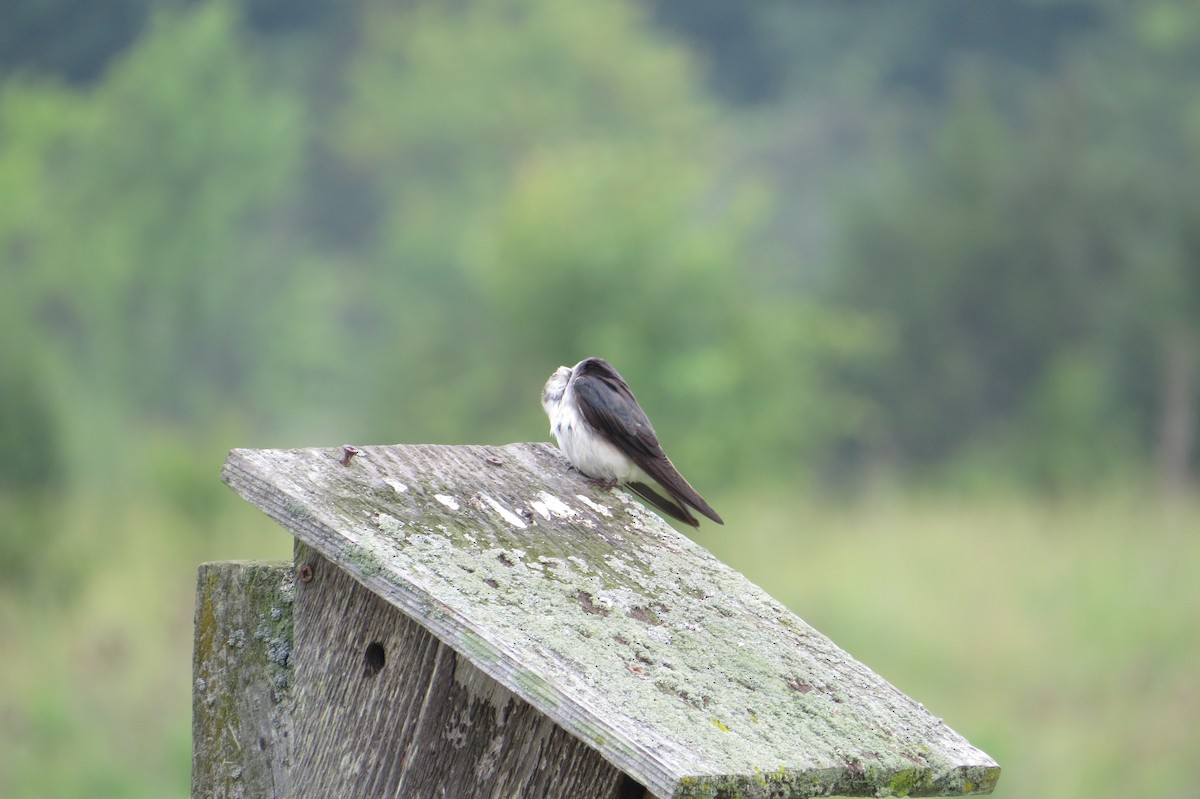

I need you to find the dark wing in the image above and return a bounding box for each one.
[627,482,699,527]
[572,358,723,525]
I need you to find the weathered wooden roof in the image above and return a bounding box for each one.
[221,443,999,799]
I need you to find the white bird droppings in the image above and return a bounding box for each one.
[434,494,460,510]
[576,494,612,516]
[481,493,527,529]
[531,492,574,520]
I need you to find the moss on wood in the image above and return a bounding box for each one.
[219,443,999,798]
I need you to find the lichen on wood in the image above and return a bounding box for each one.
[192,561,295,799]
[220,442,1000,799]
[287,543,634,799]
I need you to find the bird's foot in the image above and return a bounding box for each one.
[586,476,620,490]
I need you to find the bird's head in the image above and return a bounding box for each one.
[540,365,573,414]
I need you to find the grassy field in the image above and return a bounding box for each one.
[704,488,1200,799]
[2,483,1196,798]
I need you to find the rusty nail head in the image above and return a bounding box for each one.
[298,562,314,583]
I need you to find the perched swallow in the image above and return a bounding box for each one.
[541,357,723,527]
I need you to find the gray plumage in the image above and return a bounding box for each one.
[541,357,723,527]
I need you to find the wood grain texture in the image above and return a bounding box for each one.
[291,543,640,799]
[192,561,295,799]
[222,443,1000,798]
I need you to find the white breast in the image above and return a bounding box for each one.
[548,384,648,484]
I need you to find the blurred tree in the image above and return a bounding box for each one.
[331,0,727,453]
[827,2,1200,489]
[828,85,1128,485]
[4,0,1190,496]
[327,0,877,485]
[241,0,334,33]
[0,79,86,488]
[648,0,1100,104]
[0,0,150,84]
[0,1,346,486]
[1102,0,1200,491]
[468,143,882,483]
[0,349,60,492]
[0,0,344,85]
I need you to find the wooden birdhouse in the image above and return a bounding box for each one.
[192,443,999,798]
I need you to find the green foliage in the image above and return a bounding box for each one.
[339,0,705,172]
[0,350,61,492]
[53,1,307,421]
[4,0,1192,493]
[334,0,708,276]
[484,164,880,476]
[706,489,1200,799]
[331,0,720,443]
[319,0,874,483]
[0,5,1198,799]
[650,0,1101,103]
[0,0,150,84]
[828,30,1200,485]
[0,1,354,480]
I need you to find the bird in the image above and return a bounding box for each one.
[541,357,723,527]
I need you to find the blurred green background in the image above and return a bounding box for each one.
[1,0,1198,796]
